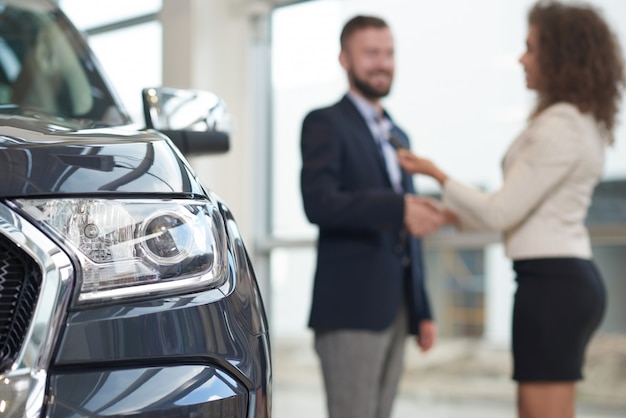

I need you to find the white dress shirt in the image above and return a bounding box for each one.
[442,102,608,260]
[347,93,404,194]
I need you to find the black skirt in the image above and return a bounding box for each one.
[512,258,606,382]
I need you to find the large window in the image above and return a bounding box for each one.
[269,0,626,340]
[59,0,162,123]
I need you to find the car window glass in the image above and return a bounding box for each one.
[0,4,127,125]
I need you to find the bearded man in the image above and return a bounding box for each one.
[299,15,444,418]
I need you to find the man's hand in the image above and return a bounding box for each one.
[403,195,445,237]
[416,319,437,352]
[423,197,460,226]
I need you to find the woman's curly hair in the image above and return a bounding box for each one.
[529,0,625,143]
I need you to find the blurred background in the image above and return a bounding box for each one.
[58,0,626,416]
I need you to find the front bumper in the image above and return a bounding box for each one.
[48,365,248,416]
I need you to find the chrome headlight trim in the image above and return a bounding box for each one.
[0,203,73,418]
[13,198,229,306]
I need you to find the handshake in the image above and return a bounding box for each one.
[403,194,458,237]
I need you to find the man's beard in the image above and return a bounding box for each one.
[350,69,392,100]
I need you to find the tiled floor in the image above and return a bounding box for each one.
[271,334,626,418]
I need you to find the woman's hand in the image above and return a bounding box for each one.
[396,149,437,175]
[397,149,449,186]
[442,207,460,226]
[416,196,461,227]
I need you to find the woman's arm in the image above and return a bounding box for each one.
[395,106,584,232]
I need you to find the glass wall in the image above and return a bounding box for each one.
[270,0,626,340]
[59,0,163,123]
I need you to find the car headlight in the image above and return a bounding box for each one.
[13,198,228,305]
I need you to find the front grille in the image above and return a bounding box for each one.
[0,233,43,372]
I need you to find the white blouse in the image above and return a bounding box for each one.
[443,102,607,260]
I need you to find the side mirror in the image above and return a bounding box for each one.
[142,87,232,155]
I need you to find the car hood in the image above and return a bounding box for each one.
[0,115,205,197]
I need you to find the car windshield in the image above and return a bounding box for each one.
[0,1,130,126]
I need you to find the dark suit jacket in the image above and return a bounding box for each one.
[300,95,432,335]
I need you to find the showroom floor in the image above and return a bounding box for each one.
[271,334,626,418]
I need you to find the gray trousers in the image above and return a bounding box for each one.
[314,304,409,418]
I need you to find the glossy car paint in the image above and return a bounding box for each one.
[0,116,203,196]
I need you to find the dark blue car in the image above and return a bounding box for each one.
[0,0,271,416]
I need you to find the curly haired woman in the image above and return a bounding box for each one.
[396,1,625,417]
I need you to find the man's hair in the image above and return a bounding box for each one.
[528,0,625,141]
[340,15,389,51]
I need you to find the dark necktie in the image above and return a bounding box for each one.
[374,117,403,193]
